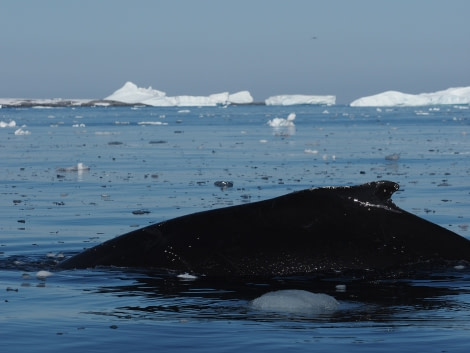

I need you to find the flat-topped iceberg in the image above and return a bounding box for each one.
[265,94,335,106]
[228,91,254,104]
[350,86,470,107]
[105,82,253,106]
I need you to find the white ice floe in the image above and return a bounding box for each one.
[265,94,335,106]
[105,81,254,106]
[350,86,470,107]
[137,121,168,125]
[267,112,296,127]
[250,289,339,314]
[36,270,53,279]
[385,153,400,161]
[14,126,31,135]
[304,149,319,154]
[0,120,16,128]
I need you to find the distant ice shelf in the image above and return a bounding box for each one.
[350,87,470,107]
[2,83,469,108]
[265,94,335,106]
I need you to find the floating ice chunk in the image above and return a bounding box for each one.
[0,120,16,128]
[251,289,339,314]
[36,270,53,279]
[75,163,90,171]
[304,149,318,154]
[137,121,168,125]
[57,163,90,172]
[385,153,400,161]
[267,113,296,127]
[14,127,31,135]
[177,272,198,280]
[214,181,234,190]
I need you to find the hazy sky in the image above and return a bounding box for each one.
[1,0,469,103]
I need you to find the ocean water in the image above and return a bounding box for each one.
[1,104,470,352]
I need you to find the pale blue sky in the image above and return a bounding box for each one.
[1,0,469,103]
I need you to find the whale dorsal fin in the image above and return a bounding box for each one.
[371,180,399,202]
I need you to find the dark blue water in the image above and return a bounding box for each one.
[1,105,469,352]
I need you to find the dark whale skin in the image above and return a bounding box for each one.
[59,181,470,276]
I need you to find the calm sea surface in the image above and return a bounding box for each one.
[1,105,469,352]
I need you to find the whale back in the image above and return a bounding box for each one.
[59,181,470,276]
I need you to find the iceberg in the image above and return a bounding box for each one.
[228,91,253,104]
[104,81,166,104]
[265,94,335,106]
[105,82,254,106]
[350,86,470,107]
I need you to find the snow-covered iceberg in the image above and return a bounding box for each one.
[350,87,470,107]
[265,94,335,106]
[105,82,254,106]
[104,82,166,104]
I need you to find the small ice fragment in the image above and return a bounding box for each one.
[304,149,318,154]
[177,273,198,280]
[287,112,296,121]
[57,163,90,172]
[14,127,31,135]
[132,209,151,215]
[267,113,296,127]
[137,121,168,125]
[214,181,233,190]
[36,270,53,279]
[385,153,400,161]
[335,284,347,292]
